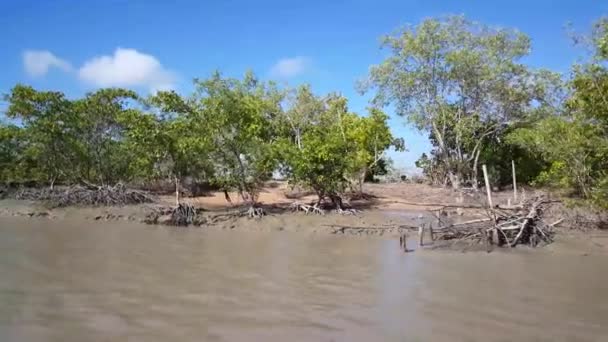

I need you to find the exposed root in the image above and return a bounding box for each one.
[334,208,360,215]
[289,202,325,215]
[15,183,154,207]
[246,206,266,219]
[171,203,196,226]
[143,203,205,227]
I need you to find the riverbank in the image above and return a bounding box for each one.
[0,182,504,234]
[1,182,606,252]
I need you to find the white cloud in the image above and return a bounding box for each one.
[270,56,310,78]
[23,50,72,77]
[78,48,176,92]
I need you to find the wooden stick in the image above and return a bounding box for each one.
[491,228,500,245]
[549,218,564,227]
[399,232,407,251]
[482,164,497,227]
[512,160,517,202]
[175,175,180,206]
[482,164,493,208]
[512,198,542,246]
[451,218,493,226]
[429,222,435,241]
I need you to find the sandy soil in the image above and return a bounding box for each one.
[160,181,519,210]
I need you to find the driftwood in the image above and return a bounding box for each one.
[430,196,556,249]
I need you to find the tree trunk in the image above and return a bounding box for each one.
[358,167,367,196]
[174,175,180,206]
[448,171,461,190]
[296,130,302,150]
[224,189,233,205]
[472,149,481,190]
[316,191,325,207]
[232,150,251,204]
[330,194,344,210]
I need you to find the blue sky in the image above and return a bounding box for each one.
[1,0,606,171]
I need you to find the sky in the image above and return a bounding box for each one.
[0,0,606,173]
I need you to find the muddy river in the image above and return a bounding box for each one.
[0,218,607,341]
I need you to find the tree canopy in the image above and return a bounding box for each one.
[2,15,608,211]
[361,15,559,188]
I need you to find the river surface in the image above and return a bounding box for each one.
[0,218,607,341]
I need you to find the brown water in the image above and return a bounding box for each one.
[0,218,607,342]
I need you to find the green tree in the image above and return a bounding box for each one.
[145,90,214,204]
[4,85,80,187]
[280,85,324,149]
[360,15,555,189]
[344,107,404,194]
[194,71,282,210]
[509,17,608,208]
[0,124,30,183]
[277,95,353,207]
[277,92,399,206]
[73,88,140,185]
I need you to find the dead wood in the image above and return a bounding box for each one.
[428,196,556,250]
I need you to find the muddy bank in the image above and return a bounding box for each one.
[1,198,607,256]
[1,181,605,252]
[0,198,431,237]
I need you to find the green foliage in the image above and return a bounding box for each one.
[145,90,214,182]
[4,14,606,215]
[277,91,399,202]
[509,17,608,209]
[4,85,81,185]
[361,15,556,188]
[508,116,607,204]
[0,124,31,183]
[192,71,282,202]
[277,95,353,201]
[72,88,140,184]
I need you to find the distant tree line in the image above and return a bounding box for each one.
[0,72,401,209]
[2,15,607,209]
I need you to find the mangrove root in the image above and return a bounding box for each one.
[289,202,325,215]
[171,203,196,226]
[15,183,154,207]
[334,208,360,215]
[246,206,266,219]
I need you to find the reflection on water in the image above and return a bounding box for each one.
[0,218,607,341]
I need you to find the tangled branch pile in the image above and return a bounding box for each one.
[15,184,154,207]
[433,196,557,248]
